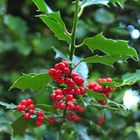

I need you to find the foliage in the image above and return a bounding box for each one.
[0,0,140,139]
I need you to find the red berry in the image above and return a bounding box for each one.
[55,95,63,101]
[74,88,80,95]
[48,68,56,77]
[73,77,84,86]
[67,88,75,94]
[106,78,112,82]
[29,104,35,110]
[48,118,55,125]
[24,113,30,120]
[62,88,67,94]
[26,98,33,105]
[97,115,105,125]
[54,103,60,109]
[67,79,75,87]
[17,104,22,111]
[63,68,70,75]
[105,93,110,98]
[51,93,56,100]
[64,78,70,85]
[93,85,102,92]
[37,111,44,117]
[55,89,62,95]
[73,116,81,122]
[58,62,65,70]
[71,72,78,79]
[107,87,113,92]
[21,105,26,111]
[21,100,28,106]
[75,105,84,113]
[62,61,69,67]
[66,94,73,101]
[54,64,59,70]
[60,103,66,110]
[55,70,63,78]
[29,109,34,114]
[68,103,75,110]
[35,121,42,126]
[98,100,107,105]
[79,87,85,95]
[56,78,64,85]
[37,116,44,122]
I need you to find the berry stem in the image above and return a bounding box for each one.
[69,0,79,62]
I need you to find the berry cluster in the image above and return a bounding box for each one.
[86,78,113,105]
[49,61,85,122]
[16,99,44,126]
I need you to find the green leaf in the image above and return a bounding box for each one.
[0,101,16,109]
[36,104,56,113]
[116,70,140,87]
[32,0,52,13]
[10,73,52,91]
[38,13,71,43]
[84,33,139,62]
[99,81,116,87]
[109,0,126,8]
[80,0,109,8]
[82,55,128,66]
[86,89,108,102]
[12,114,28,136]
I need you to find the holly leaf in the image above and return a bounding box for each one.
[115,70,140,87]
[86,89,108,102]
[81,55,129,66]
[10,73,52,91]
[0,101,16,109]
[80,0,109,8]
[109,0,126,8]
[12,114,28,136]
[32,0,52,13]
[84,33,139,63]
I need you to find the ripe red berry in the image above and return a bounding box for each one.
[51,93,56,100]
[97,115,105,125]
[79,87,85,95]
[29,104,35,110]
[29,109,34,114]
[60,103,66,110]
[62,61,68,67]
[67,79,75,87]
[74,88,80,95]
[64,78,70,85]
[63,68,70,75]
[71,72,78,79]
[21,100,28,106]
[67,88,75,94]
[37,111,44,117]
[62,88,67,94]
[66,94,73,101]
[98,100,107,105]
[54,103,60,109]
[37,116,44,122]
[48,68,56,77]
[55,70,63,78]
[48,117,55,125]
[26,98,33,105]
[21,105,26,111]
[55,95,63,101]
[75,105,84,113]
[106,78,112,82]
[68,103,75,110]
[55,89,62,95]
[24,113,30,120]
[17,104,22,111]
[57,62,65,70]
[105,93,110,98]
[35,121,42,126]
[56,78,64,85]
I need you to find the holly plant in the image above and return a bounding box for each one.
[0,0,140,139]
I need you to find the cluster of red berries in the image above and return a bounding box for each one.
[86,78,113,105]
[49,61,85,122]
[16,99,44,126]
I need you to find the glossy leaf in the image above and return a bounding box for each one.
[0,101,16,109]
[32,0,51,13]
[99,81,116,87]
[82,55,128,66]
[110,0,126,8]
[84,33,139,62]
[86,89,108,102]
[12,115,28,136]
[38,13,71,43]
[10,73,52,91]
[116,70,140,87]
[36,104,56,113]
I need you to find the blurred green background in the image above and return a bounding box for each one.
[0,0,140,140]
